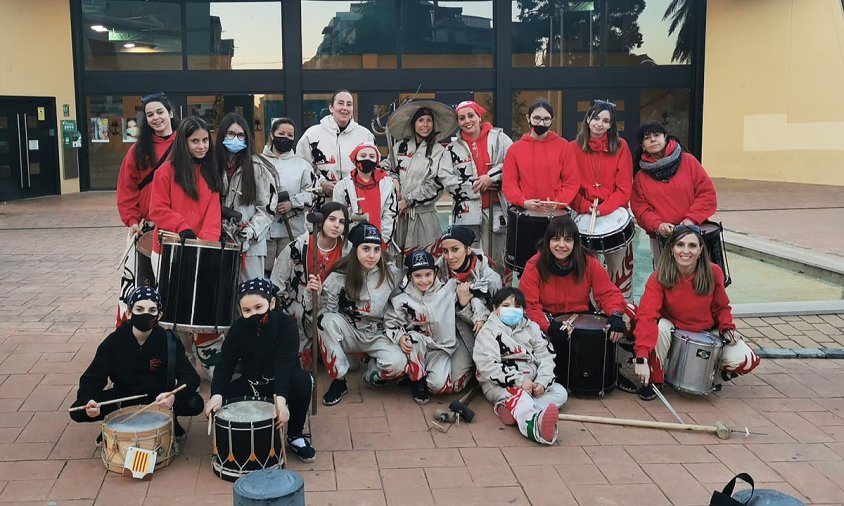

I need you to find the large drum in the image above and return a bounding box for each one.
[573,208,635,254]
[135,231,156,289]
[658,221,731,287]
[551,314,617,397]
[101,405,175,474]
[212,397,282,482]
[157,233,240,332]
[505,206,567,272]
[664,329,724,395]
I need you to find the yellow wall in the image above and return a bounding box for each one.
[0,0,79,194]
[702,0,844,185]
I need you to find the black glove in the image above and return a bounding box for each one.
[179,229,197,242]
[608,313,626,333]
[547,319,569,342]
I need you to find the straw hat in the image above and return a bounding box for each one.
[386,100,457,143]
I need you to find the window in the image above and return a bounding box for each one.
[605,0,691,66]
[187,94,284,152]
[640,89,690,147]
[302,1,398,69]
[512,1,602,68]
[82,1,183,71]
[302,93,359,130]
[186,2,283,70]
[86,95,143,189]
[401,1,494,69]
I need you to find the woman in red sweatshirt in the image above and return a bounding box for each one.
[633,226,759,400]
[519,216,634,390]
[631,121,717,265]
[114,93,178,325]
[149,116,224,270]
[571,101,634,301]
[502,99,579,273]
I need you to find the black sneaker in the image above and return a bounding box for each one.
[287,433,316,463]
[720,370,739,383]
[95,433,103,447]
[174,418,186,439]
[638,384,658,401]
[322,379,348,406]
[616,374,639,394]
[411,378,430,405]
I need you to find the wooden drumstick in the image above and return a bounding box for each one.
[207,410,214,436]
[120,384,187,423]
[588,198,599,235]
[273,394,288,469]
[67,393,147,413]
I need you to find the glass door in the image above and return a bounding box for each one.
[0,98,59,201]
[563,90,640,148]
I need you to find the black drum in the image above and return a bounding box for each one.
[212,397,281,482]
[659,221,731,287]
[505,207,566,272]
[157,233,240,332]
[551,313,617,397]
[135,231,156,289]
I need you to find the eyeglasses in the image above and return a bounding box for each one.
[225,131,247,141]
[141,92,167,104]
[593,99,616,109]
[674,224,701,235]
[529,116,553,125]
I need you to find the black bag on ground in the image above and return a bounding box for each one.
[710,473,805,506]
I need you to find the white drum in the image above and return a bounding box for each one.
[574,207,635,253]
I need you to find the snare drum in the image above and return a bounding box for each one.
[212,397,282,482]
[573,208,635,254]
[505,206,567,272]
[157,233,240,332]
[552,314,617,396]
[101,405,175,474]
[664,329,724,395]
[135,231,156,288]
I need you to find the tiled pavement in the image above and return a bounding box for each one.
[736,315,844,353]
[0,191,843,505]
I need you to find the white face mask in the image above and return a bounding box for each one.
[498,307,524,327]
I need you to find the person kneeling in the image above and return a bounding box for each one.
[205,278,316,463]
[69,287,202,446]
[473,287,568,445]
[633,225,760,401]
[386,251,475,404]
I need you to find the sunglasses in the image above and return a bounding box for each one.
[674,224,701,235]
[141,92,167,104]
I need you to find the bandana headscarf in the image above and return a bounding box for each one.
[238,277,277,301]
[455,100,486,118]
[127,286,162,309]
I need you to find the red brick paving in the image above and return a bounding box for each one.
[0,192,843,504]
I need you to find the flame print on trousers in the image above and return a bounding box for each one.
[607,242,634,300]
[319,336,340,380]
[723,349,761,375]
[405,350,425,382]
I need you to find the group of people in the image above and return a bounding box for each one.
[70,88,762,477]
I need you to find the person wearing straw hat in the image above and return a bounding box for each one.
[446,100,513,271]
[69,287,202,445]
[383,100,458,254]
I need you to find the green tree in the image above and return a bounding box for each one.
[663,0,695,63]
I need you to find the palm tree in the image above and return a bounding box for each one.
[663,0,695,63]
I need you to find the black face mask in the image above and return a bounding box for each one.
[531,124,550,136]
[356,159,377,174]
[272,136,294,153]
[244,310,269,332]
[131,313,158,332]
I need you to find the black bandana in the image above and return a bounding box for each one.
[127,286,162,309]
[238,277,276,301]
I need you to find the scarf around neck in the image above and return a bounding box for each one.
[640,139,682,182]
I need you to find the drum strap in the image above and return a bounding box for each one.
[137,144,175,192]
[165,329,177,390]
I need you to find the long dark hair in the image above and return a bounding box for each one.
[537,216,592,283]
[215,113,258,206]
[411,107,438,157]
[327,242,393,301]
[170,116,223,200]
[633,121,685,174]
[655,227,714,295]
[576,101,620,153]
[319,202,350,245]
[134,93,178,170]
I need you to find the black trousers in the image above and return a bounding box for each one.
[223,369,312,439]
[69,388,204,423]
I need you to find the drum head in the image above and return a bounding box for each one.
[104,409,171,432]
[574,208,631,236]
[217,399,275,423]
[672,329,721,346]
[555,313,608,331]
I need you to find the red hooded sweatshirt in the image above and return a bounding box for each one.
[352,168,388,249]
[461,122,498,208]
[633,264,734,359]
[571,136,633,216]
[520,253,626,333]
[630,140,717,235]
[116,134,175,227]
[148,161,222,253]
[502,132,579,208]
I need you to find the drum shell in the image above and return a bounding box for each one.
[505,207,566,272]
[552,314,617,396]
[101,405,174,474]
[157,235,240,332]
[664,329,724,395]
[212,397,282,482]
[573,208,635,254]
[135,231,155,288]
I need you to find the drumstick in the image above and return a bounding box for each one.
[207,410,214,436]
[273,394,289,469]
[67,393,148,413]
[120,384,187,423]
[588,198,599,235]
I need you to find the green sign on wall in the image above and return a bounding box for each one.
[61,120,80,149]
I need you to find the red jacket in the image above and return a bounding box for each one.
[631,151,717,234]
[502,132,579,208]
[571,137,632,216]
[148,161,222,253]
[116,134,176,227]
[520,253,626,333]
[633,264,734,358]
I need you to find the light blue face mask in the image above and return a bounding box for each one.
[223,137,247,153]
[498,306,524,327]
